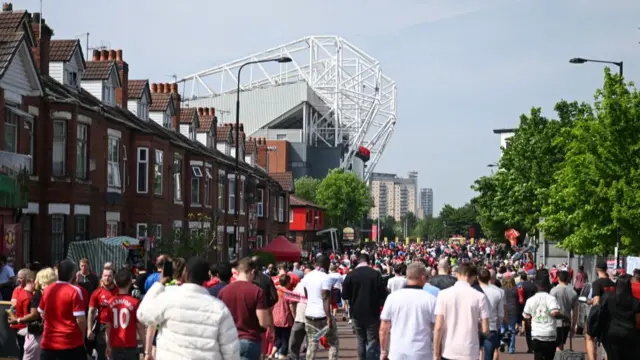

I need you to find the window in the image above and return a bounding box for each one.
[239,178,245,213]
[122,145,127,191]
[191,167,201,205]
[66,71,78,87]
[75,215,89,241]
[76,124,88,179]
[136,223,147,238]
[52,120,66,176]
[173,155,182,202]
[290,208,293,223]
[3,108,17,152]
[25,119,34,162]
[102,84,115,105]
[189,125,196,141]
[204,168,212,206]
[22,215,32,264]
[272,193,277,221]
[278,196,284,222]
[154,150,163,195]
[276,134,287,140]
[257,189,264,217]
[106,221,118,237]
[51,215,65,264]
[257,235,263,248]
[107,136,121,188]
[137,101,149,120]
[218,171,225,210]
[153,224,162,240]
[228,176,236,214]
[163,110,171,129]
[137,148,149,193]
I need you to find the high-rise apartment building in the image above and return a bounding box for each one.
[419,188,434,218]
[369,172,418,221]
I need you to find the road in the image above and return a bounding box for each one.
[309,320,589,359]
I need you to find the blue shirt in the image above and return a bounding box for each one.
[423,283,440,297]
[208,282,228,298]
[144,272,161,293]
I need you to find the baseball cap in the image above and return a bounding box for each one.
[595,261,607,271]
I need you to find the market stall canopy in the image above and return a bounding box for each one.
[259,235,301,262]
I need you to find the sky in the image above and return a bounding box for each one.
[20,0,640,213]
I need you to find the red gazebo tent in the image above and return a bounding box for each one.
[259,235,301,262]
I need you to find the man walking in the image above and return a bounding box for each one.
[429,257,456,291]
[342,253,386,360]
[380,263,437,360]
[478,268,505,360]
[550,270,577,351]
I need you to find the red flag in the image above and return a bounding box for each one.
[505,229,520,246]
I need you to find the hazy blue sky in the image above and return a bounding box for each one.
[21,0,640,213]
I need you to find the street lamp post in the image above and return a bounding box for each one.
[570,57,624,268]
[234,56,291,258]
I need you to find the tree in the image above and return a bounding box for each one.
[315,169,373,229]
[293,176,321,203]
[439,203,478,237]
[375,216,396,240]
[542,69,640,255]
[155,213,221,258]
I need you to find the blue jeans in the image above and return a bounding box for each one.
[501,316,518,353]
[352,319,380,360]
[239,339,261,360]
[483,331,501,360]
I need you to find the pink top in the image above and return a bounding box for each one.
[435,281,490,360]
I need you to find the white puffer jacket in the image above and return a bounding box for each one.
[138,282,240,360]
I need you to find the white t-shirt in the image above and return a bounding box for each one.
[328,272,343,290]
[387,276,407,293]
[381,287,437,360]
[523,292,560,341]
[301,270,331,318]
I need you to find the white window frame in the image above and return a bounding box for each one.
[228,175,236,214]
[103,84,110,104]
[136,147,149,193]
[191,166,202,178]
[257,235,263,248]
[163,109,171,129]
[240,177,245,214]
[173,154,182,202]
[122,145,127,192]
[153,224,162,240]
[191,168,201,206]
[257,189,264,217]
[272,193,277,221]
[137,101,149,121]
[290,208,293,223]
[154,150,163,196]
[278,196,284,222]
[25,119,34,168]
[218,170,225,211]
[106,221,118,237]
[76,124,88,179]
[52,120,66,177]
[136,223,147,238]
[204,168,212,207]
[3,107,17,152]
[107,136,121,190]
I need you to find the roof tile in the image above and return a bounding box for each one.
[245,137,257,155]
[290,195,323,209]
[0,30,24,79]
[83,61,115,80]
[127,79,148,100]
[0,11,26,31]
[149,92,171,112]
[180,107,196,124]
[49,39,78,62]
[270,172,294,192]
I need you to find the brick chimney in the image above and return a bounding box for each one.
[113,49,128,108]
[30,12,53,76]
[151,83,158,93]
[256,137,268,169]
[92,49,100,61]
[168,82,180,132]
[2,3,12,11]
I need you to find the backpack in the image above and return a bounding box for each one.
[586,293,610,339]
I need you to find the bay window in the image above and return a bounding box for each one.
[137,148,149,193]
[3,108,17,152]
[218,170,225,210]
[191,166,202,205]
[107,136,121,189]
[52,120,66,176]
[154,150,163,195]
[76,124,88,179]
[228,176,236,214]
[173,154,182,202]
[204,168,212,206]
[278,196,284,222]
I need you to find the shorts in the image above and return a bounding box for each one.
[556,326,570,346]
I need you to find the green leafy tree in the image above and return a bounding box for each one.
[542,69,640,255]
[439,203,478,237]
[154,213,221,258]
[375,216,396,240]
[293,176,321,203]
[315,169,373,229]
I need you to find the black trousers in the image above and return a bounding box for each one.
[16,333,26,360]
[532,339,556,360]
[524,319,534,351]
[40,346,86,360]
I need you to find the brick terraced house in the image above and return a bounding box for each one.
[0,5,292,266]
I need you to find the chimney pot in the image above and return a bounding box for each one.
[164,83,170,93]
[92,49,100,61]
[198,107,204,116]
[108,49,116,60]
[2,3,12,12]
[209,108,215,117]
[151,83,158,93]
[116,49,123,61]
[170,83,178,94]
[204,108,209,116]
[158,83,165,93]
[100,50,108,61]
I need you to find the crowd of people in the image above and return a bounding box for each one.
[2,239,640,360]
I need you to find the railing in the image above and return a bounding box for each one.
[0,151,32,177]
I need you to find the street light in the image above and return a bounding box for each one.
[569,57,623,77]
[570,57,624,268]
[234,56,292,257]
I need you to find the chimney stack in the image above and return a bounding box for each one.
[209,108,215,117]
[30,12,52,76]
[204,108,209,116]
[151,83,158,93]
[167,82,180,132]
[92,49,100,61]
[157,83,165,93]
[116,49,123,62]
[2,3,12,11]
[112,49,129,108]
[108,49,116,60]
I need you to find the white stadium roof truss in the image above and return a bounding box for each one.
[175,35,397,180]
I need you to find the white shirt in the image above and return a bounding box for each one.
[387,276,407,293]
[480,283,505,331]
[293,283,307,323]
[301,270,331,318]
[523,292,560,341]
[328,272,343,290]
[381,286,437,360]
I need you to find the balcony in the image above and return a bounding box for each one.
[0,151,31,209]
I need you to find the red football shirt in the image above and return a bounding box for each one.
[107,294,140,349]
[11,288,33,329]
[38,282,86,350]
[631,282,640,300]
[11,285,24,302]
[89,285,118,324]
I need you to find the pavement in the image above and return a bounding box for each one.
[308,320,589,359]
